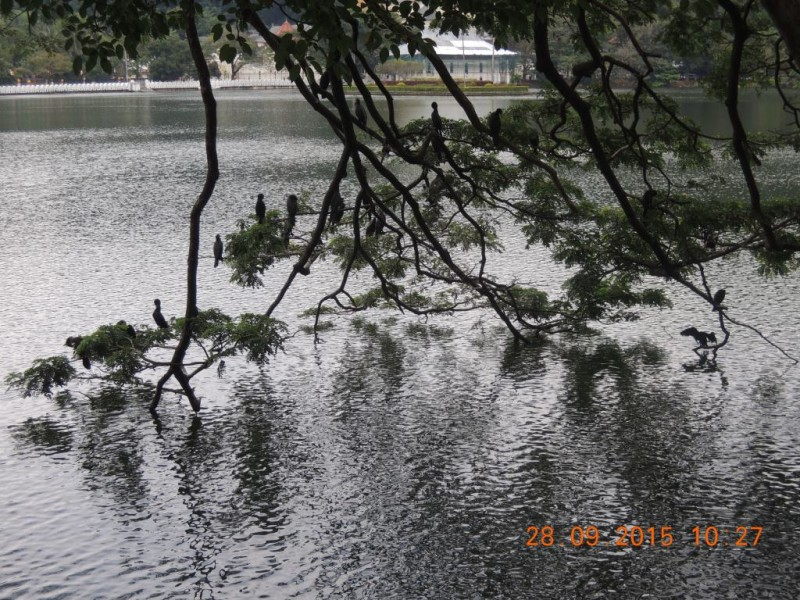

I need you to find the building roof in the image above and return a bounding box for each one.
[400,30,517,58]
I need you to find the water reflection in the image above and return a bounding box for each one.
[5,323,799,598]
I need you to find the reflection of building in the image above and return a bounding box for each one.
[399,29,517,83]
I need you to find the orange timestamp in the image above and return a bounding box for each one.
[525,525,763,548]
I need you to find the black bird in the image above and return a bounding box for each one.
[126,324,136,338]
[357,189,372,210]
[354,98,367,128]
[712,289,726,311]
[487,108,502,146]
[529,129,540,150]
[286,194,299,229]
[365,210,386,237]
[213,234,224,268]
[65,336,90,368]
[153,298,169,329]
[431,101,443,132]
[641,189,656,215]
[330,187,345,226]
[681,327,717,348]
[255,193,266,224]
[65,336,83,348]
[432,132,446,163]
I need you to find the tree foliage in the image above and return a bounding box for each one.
[4,0,800,409]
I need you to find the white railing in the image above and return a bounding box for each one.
[146,77,295,90]
[0,77,296,95]
[0,81,140,95]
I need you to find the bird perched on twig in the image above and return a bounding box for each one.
[354,98,367,128]
[330,186,345,226]
[213,234,223,268]
[365,210,386,237]
[681,327,717,348]
[255,193,266,224]
[712,289,726,311]
[65,335,91,369]
[487,108,502,146]
[286,194,299,229]
[431,101,443,133]
[152,298,169,329]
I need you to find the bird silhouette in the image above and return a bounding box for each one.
[126,324,136,338]
[354,98,367,128]
[213,234,223,267]
[365,210,386,236]
[255,193,266,224]
[286,194,299,229]
[431,101,443,132]
[529,129,539,150]
[153,299,169,329]
[681,327,717,347]
[641,189,656,215]
[712,289,726,311]
[330,186,345,226]
[487,108,502,146]
[357,189,372,210]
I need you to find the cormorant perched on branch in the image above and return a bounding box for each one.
[681,327,717,347]
[365,210,386,237]
[255,193,266,224]
[357,189,372,210]
[487,108,502,146]
[65,336,90,369]
[354,98,367,128]
[641,189,656,215]
[213,234,223,268]
[152,299,169,329]
[286,194,299,229]
[431,101,443,132]
[432,132,446,163]
[529,129,539,150]
[712,289,726,311]
[330,186,345,226]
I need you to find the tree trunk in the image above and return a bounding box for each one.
[150,6,219,414]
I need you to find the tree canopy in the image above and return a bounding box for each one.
[4,0,800,411]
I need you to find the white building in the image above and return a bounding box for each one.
[398,30,518,83]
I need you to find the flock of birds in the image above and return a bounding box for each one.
[64,98,725,372]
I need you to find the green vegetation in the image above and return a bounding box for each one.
[4,0,800,412]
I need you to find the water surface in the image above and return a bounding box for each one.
[1,90,799,599]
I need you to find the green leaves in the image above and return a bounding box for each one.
[5,356,76,398]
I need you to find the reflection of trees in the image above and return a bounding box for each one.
[9,328,798,597]
[10,415,73,455]
[557,339,702,519]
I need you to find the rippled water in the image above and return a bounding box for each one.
[1,90,800,598]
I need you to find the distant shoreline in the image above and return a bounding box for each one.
[0,78,534,97]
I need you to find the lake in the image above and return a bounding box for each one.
[1,89,799,598]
